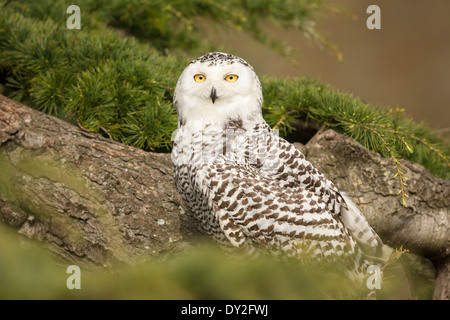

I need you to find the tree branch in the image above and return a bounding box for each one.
[0,94,448,298]
[305,129,449,299]
[0,94,195,267]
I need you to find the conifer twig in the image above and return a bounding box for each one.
[76,117,91,133]
[99,126,113,140]
[343,120,409,206]
[272,109,298,130]
[371,123,413,153]
[374,123,449,167]
[407,134,450,167]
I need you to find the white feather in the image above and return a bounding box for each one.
[340,192,383,249]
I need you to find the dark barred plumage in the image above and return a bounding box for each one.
[172,52,383,284]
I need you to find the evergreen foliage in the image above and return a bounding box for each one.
[1,0,330,57]
[0,2,183,150]
[262,78,450,202]
[0,0,448,192]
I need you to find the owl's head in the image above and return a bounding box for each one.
[174,52,263,128]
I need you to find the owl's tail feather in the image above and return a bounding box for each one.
[340,192,387,259]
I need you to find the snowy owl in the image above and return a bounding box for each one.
[171,52,383,278]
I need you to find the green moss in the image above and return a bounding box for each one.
[1,226,414,299]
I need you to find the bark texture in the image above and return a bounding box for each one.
[0,94,448,298]
[0,94,195,267]
[304,130,449,300]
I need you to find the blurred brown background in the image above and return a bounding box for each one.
[210,0,450,131]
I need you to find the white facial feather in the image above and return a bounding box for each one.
[174,52,263,130]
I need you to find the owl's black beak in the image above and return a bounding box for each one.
[210,87,217,104]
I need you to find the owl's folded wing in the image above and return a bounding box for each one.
[264,134,383,251]
[201,155,356,257]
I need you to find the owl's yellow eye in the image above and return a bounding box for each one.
[194,74,206,82]
[225,74,239,82]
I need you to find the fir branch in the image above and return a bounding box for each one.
[261,78,449,180]
[340,118,409,206]
[272,109,299,131]
[76,116,91,134]
[370,123,414,154]
[407,133,450,168]
[372,122,449,170]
